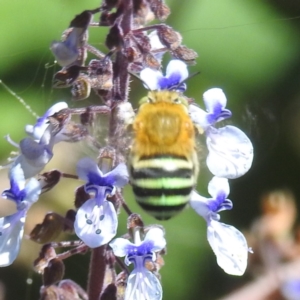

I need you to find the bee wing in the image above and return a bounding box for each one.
[0,211,25,267]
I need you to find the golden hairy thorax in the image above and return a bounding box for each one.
[132,91,196,157]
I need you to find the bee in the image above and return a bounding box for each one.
[129,90,199,220]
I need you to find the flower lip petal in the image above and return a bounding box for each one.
[103,163,129,188]
[109,238,133,258]
[206,125,254,179]
[207,220,248,276]
[143,227,166,252]
[208,177,230,199]
[74,197,118,248]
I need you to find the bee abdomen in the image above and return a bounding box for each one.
[130,155,195,220]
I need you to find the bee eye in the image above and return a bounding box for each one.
[173,98,181,104]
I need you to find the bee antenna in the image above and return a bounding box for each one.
[128,71,151,90]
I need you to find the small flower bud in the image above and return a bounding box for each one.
[106,24,123,50]
[38,170,62,193]
[100,283,117,300]
[149,0,170,21]
[156,25,182,50]
[69,10,93,28]
[29,212,65,244]
[172,45,198,64]
[74,185,90,209]
[43,258,65,286]
[53,65,82,88]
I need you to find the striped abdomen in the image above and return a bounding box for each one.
[130,154,196,220]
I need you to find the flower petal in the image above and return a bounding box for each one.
[23,178,42,204]
[208,177,229,199]
[165,59,188,84]
[109,238,133,257]
[76,157,103,183]
[104,163,129,188]
[140,68,163,90]
[143,227,166,252]
[207,220,248,275]
[189,190,211,219]
[74,198,118,248]
[25,102,68,141]
[188,104,209,130]
[0,210,26,267]
[206,125,254,179]
[125,268,162,300]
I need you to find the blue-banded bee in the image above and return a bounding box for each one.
[129,90,199,220]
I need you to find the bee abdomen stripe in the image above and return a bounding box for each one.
[132,185,192,199]
[132,177,194,189]
[133,158,193,170]
[131,167,192,180]
[135,194,190,206]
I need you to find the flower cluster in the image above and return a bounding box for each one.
[1,1,254,298]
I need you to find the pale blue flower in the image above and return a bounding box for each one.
[281,279,300,300]
[5,123,55,179]
[25,102,68,141]
[50,28,84,67]
[74,157,129,248]
[189,88,253,179]
[109,227,166,300]
[140,59,188,92]
[0,163,41,267]
[190,177,248,276]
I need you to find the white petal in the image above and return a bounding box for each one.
[109,238,133,257]
[125,268,162,300]
[166,60,188,82]
[189,190,210,219]
[189,104,210,130]
[148,31,164,50]
[208,177,229,199]
[24,178,42,204]
[19,138,53,168]
[74,198,118,248]
[0,210,25,267]
[140,68,163,90]
[8,163,25,192]
[203,88,227,112]
[206,125,254,179]
[144,227,166,252]
[11,155,44,179]
[76,157,103,182]
[207,220,248,276]
[104,163,129,188]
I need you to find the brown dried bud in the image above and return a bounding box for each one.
[64,210,76,232]
[75,185,90,209]
[34,244,57,274]
[43,258,65,286]
[71,75,91,101]
[69,10,93,28]
[53,65,82,88]
[116,271,127,300]
[149,0,170,21]
[106,24,123,50]
[171,45,198,64]
[132,32,151,53]
[143,53,160,69]
[156,25,182,50]
[100,11,119,26]
[127,213,144,236]
[30,212,65,244]
[38,170,62,193]
[100,283,117,300]
[123,46,142,62]
[40,279,87,300]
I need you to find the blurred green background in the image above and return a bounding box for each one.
[1,0,300,299]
